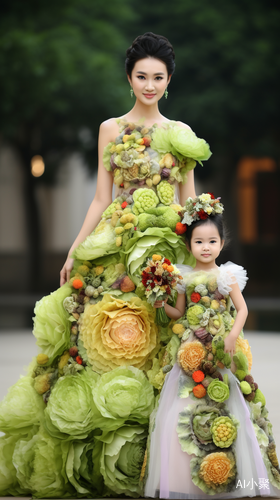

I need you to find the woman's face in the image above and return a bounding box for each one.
[128,57,170,105]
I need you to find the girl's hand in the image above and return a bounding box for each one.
[154,298,168,309]
[224,335,236,357]
[60,256,74,286]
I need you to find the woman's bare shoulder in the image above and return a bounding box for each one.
[176,120,192,130]
[99,118,120,142]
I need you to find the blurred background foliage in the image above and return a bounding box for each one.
[0,0,280,326]
[1,0,280,177]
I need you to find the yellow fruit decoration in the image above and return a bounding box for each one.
[95,266,104,276]
[152,254,162,261]
[58,351,71,370]
[37,353,49,365]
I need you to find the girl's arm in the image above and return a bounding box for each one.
[224,282,248,356]
[154,293,186,320]
[60,119,118,285]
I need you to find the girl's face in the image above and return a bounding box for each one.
[128,57,170,105]
[189,222,224,268]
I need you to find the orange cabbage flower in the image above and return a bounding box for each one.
[199,452,235,488]
[177,341,207,373]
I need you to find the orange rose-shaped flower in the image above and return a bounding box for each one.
[199,452,235,488]
[79,294,159,373]
[235,336,252,371]
[177,341,207,374]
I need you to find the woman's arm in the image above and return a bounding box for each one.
[154,293,186,320]
[60,119,119,285]
[176,121,196,203]
[179,169,196,204]
[224,282,248,356]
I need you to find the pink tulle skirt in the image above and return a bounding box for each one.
[145,364,280,499]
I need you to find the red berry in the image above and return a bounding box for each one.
[121,201,128,208]
[76,356,83,365]
[134,226,137,230]
[120,183,124,187]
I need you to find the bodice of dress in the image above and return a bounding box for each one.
[177,262,248,340]
[103,119,212,205]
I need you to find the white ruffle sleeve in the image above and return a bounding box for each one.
[176,265,194,294]
[217,261,248,295]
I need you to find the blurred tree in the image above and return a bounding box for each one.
[0,0,136,289]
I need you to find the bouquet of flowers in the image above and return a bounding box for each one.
[141,254,183,326]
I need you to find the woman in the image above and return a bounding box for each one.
[60,32,199,285]
[0,33,212,498]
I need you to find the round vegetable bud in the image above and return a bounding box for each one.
[240,381,252,395]
[37,353,49,365]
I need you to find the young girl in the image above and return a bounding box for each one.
[145,194,280,499]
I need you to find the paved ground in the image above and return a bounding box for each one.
[0,329,280,500]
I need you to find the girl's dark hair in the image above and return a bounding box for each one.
[185,214,227,249]
[125,32,175,77]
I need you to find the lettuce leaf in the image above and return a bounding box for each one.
[72,220,118,261]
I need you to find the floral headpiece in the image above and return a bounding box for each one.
[182,193,224,226]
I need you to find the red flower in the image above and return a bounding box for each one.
[151,266,156,273]
[208,192,215,199]
[121,201,128,209]
[191,292,201,303]
[164,258,171,265]
[76,356,83,365]
[197,210,208,220]
[150,283,155,289]
[166,286,171,295]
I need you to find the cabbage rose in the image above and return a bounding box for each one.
[93,366,154,431]
[12,427,74,498]
[99,425,147,497]
[0,432,35,496]
[0,375,45,434]
[33,283,72,363]
[207,380,230,403]
[44,369,99,439]
[65,439,103,496]
[72,220,118,261]
[78,294,159,373]
[151,125,212,165]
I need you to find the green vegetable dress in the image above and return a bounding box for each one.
[0,120,215,498]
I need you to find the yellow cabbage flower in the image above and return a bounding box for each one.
[79,294,159,373]
[199,452,235,488]
[235,336,252,371]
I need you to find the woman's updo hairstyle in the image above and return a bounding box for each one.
[185,214,227,250]
[125,32,175,77]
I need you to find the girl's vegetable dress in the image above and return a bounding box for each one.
[145,264,280,499]
[0,121,279,498]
